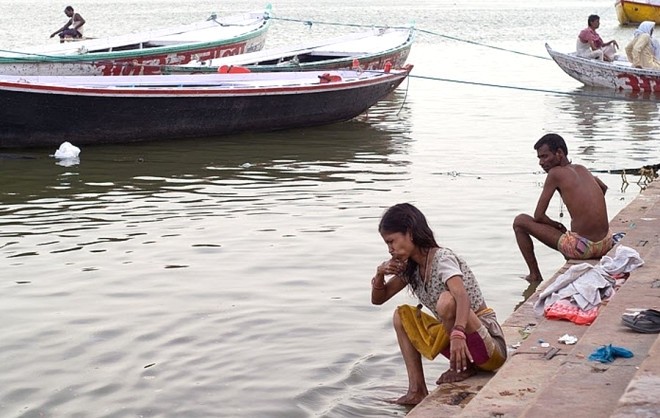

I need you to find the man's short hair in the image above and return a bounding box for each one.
[534,133,568,155]
[588,14,600,26]
[65,6,74,12]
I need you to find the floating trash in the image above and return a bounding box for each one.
[52,141,81,167]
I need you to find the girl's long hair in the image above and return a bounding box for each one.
[378,203,438,289]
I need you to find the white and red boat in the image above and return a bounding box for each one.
[0,8,271,76]
[546,43,660,92]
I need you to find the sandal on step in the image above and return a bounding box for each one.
[621,309,660,333]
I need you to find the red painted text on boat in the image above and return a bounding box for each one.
[97,42,249,76]
[617,73,660,92]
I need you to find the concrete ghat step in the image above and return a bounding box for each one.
[611,333,660,418]
[517,247,659,418]
[406,263,583,417]
[455,285,658,418]
[453,264,595,418]
[408,182,660,417]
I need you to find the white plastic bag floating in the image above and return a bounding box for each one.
[53,141,81,159]
[52,141,81,167]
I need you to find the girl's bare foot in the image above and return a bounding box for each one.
[436,366,477,384]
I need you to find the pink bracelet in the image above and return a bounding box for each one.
[450,329,466,340]
[371,277,385,290]
[452,325,466,333]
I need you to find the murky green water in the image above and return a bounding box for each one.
[1,1,658,416]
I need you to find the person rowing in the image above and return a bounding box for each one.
[50,6,86,43]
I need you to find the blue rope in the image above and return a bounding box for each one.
[0,48,68,61]
[269,16,551,61]
[415,28,551,60]
[408,73,660,103]
[0,17,549,64]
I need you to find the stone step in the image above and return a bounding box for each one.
[517,248,659,417]
[457,184,660,417]
[611,333,660,418]
[408,182,660,417]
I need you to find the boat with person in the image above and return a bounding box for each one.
[546,43,660,92]
[0,8,271,76]
[0,65,413,148]
[615,0,660,25]
[164,26,414,74]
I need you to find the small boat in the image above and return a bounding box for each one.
[164,27,414,74]
[0,65,413,148]
[546,43,660,92]
[0,9,271,76]
[616,0,660,25]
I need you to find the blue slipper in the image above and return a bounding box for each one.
[588,344,634,363]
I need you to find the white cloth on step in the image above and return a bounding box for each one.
[533,245,644,316]
[599,245,645,275]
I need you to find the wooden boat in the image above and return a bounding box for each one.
[0,65,413,148]
[164,27,414,74]
[0,9,271,76]
[616,0,660,25]
[546,43,660,92]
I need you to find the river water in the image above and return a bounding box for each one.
[1,1,659,417]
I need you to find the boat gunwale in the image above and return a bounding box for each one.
[183,27,414,68]
[0,67,412,97]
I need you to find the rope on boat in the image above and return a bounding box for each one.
[414,28,551,61]
[592,164,660,176]
[269,16,386,30]
[397,74,411,117]
[269,16,551,61]
[0,48,71,61]
[407,73,660,103]
[1,16,548,63]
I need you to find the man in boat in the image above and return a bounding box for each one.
[576,14,618,62]
[512,133,612,282]
[50,6,86,43]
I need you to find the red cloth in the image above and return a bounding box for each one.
[544,299,599,325]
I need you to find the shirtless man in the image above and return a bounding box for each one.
[50,6,86,43]
[513,133,612,282]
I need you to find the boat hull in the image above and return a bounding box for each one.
[546,43,660,91]
[615,0,660,25]
[0,68,411,148]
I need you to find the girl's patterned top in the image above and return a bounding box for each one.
[407,247,485,318]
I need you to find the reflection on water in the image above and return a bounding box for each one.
[515,279,542,311]
[0,94,412,202]
[552,87,660,175]
[0,102,413,260]
[559,87,660,143]
[561,89,621,141]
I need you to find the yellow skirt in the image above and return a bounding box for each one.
[397,304,507,371]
